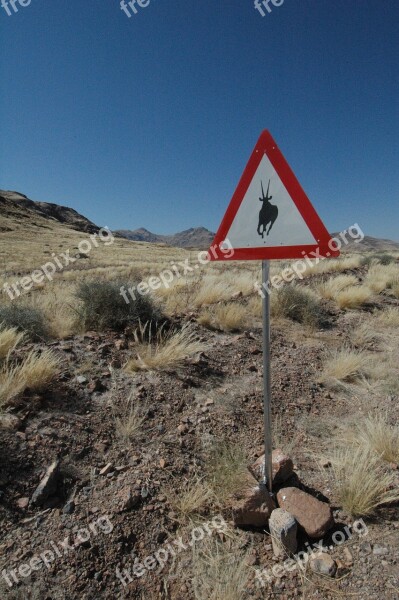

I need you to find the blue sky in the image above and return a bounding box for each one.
[0,0,398,240]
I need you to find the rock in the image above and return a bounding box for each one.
[76,375,88,384]
[177,424,188,435]
[269,508,297,557]
[115,486,140,512]
[30,460,60,507]
[231,471,276,527]
[63,500,76,514]
[276,487,334,538]
[309,553,337,577]
[99,463,113,476]
[115,339,128,350]
[251,449,294,485]
[16,497,29,509]
[372,545,388,556]
[0,414,21,430]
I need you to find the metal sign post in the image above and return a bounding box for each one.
[262,260,273,493]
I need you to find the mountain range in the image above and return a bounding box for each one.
[1,189,398,252]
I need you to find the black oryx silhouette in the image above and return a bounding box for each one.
[257,179,278,238]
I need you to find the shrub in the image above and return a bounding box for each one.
[271,284,327,328]
[335,285,373,309]
[361,253,396,266]
[74,280,161,331]
[0,305,49,341]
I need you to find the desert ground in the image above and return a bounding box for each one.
[0,201,399,599]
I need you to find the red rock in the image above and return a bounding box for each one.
[231,471,275,527]
[251,449,294,485]
[276,487,334,538]
[115,486,140,512]
[99,463,113,476]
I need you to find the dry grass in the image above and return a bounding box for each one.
[302,255,362,278]
[335,285,373,309]
[319,348,368,384]
[365,264,399,293]
[191,533,251,600]
[198,303,248,332]
[330,445,399,516]
[112,394,146,442]
[376,307,399,327]
[168,479,214,522]
[316,274,358,300]
[207,442,248,505]
[0,326,25,361]
[0,349,60,409]
[349,413,399,463]
[125,324,206,372]
[351,320,383,349]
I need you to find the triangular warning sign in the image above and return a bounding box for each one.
[209,131,339,261]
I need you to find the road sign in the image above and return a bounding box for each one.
[208,131,339,496]
[209,130,339,261]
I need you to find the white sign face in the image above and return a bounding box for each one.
[222,154,317,249]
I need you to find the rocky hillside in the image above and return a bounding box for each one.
[0,190,99,234]
[116,226,215,248]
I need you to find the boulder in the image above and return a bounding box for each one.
[269,508,297,557]
[276,487,334,538]
[251,449,294,485]
[231,471,276,527]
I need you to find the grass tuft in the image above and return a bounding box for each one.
[125,323,205,372]
[319,348,368,384]
[0,325,25,361]
[330,445,399,516]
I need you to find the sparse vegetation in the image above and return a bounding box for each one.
[349,413,399,463]
[316,274,358,300]
[0,325,24,361]
[207,442,248,504]
[74,279,161,331]
[169,478,214,521]
[198,303,248,332]
[335,285,373,309]
[112,391,146,442]
[330,445,399,516]
[125,323,205,372]
[271,284,327,328]
[0,305,49,341]
[191,534,251,600]
[319,348,368,384]
[0,349,60,409]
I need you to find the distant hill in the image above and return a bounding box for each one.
[116,226,215,249]
[338,234,399,253]
[0,190,99,234]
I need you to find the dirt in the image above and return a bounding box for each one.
[1,313,398,600]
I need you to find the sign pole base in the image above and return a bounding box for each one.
[262,260,273,494]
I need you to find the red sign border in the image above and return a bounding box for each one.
[208,130,340,261]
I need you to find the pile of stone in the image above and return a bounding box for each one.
[230,449,337,577]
